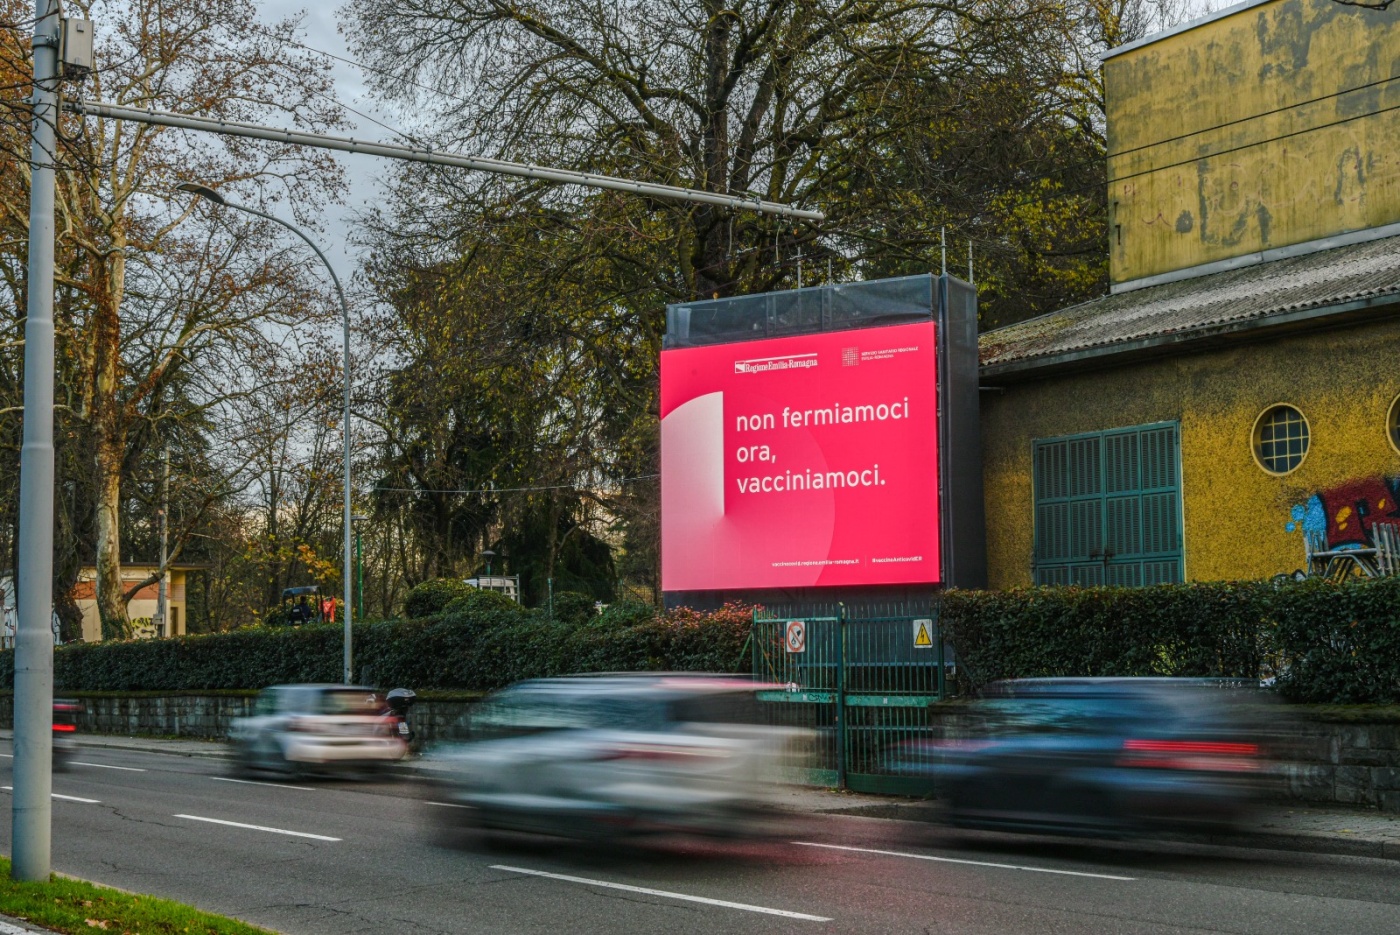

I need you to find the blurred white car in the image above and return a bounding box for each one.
[423,674,811,841]
[230,684,406,776]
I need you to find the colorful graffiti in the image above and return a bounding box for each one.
[1286,476,1400,549]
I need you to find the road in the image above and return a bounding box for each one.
[0,742,1396,935]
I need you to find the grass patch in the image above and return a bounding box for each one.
[0,857,274,934]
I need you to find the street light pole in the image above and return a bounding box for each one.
[13,0,60,882]
[176,183,355,684]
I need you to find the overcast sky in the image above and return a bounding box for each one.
[255,2,400,273]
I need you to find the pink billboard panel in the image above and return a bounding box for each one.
[661,321,940,591]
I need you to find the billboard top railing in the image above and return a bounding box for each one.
[665,274,934,349]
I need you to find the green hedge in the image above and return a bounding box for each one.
[942,576,1400,704]
[0,603,751,693]
[9,578,1400,703]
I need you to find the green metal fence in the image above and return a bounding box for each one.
[752,606,948,793]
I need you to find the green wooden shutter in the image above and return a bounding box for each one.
[1031,423,1182,586]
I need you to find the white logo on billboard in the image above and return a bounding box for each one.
[734,352,818,375]
[842,347,858,366]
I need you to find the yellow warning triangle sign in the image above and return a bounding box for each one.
[914,621,932,647]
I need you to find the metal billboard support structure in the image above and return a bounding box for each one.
[14,84,820,879]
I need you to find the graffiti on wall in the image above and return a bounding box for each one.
[1285,476,1400,549]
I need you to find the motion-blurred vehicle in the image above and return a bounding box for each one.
[230,684,408,777]
[888,678,1275,836]
[52,698,81,771]
[424,674,809,841]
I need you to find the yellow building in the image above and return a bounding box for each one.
[978,0,1400,588]
[73,564,197,641]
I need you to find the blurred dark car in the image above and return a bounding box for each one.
[888,678,1275,836]
[422,674,811,842]
[52,699,81,771]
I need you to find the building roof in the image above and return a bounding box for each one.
[979,233,1400,377]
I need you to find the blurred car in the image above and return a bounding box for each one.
[230,684,407,776]
[423,674,810,841]
[52,698,81,771]
[888,678,1275,836]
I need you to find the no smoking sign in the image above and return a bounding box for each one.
[784,620,807,654]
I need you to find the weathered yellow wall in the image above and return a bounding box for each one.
[982,320,1400,588]
[1105,0,1400,284]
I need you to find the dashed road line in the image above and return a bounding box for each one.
[71,761,146,772]
[793,842,1137,880]
[211,776,314,792]
[174,814,340,841]
[0,786,100,804]
[490,865,833,921]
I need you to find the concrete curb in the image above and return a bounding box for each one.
[818,801,1400,862]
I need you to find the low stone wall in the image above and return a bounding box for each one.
[0,692,478,750]
[1281,721,1400,811]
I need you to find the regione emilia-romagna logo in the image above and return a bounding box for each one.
[734,352,817,375]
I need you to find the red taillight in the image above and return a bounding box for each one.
[1119,739,1261,772]
[52,723,76,733]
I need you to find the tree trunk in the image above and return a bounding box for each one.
[92,252,130,640]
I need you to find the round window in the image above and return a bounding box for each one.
[1389,394,1400,456]
[1253,404,1310,475]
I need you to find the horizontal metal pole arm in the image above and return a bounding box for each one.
[66,100,825,222]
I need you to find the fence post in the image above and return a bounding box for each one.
[935,596,946,702]
[836,604,847,790]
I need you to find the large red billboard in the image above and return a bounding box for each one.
[661,321,940,591]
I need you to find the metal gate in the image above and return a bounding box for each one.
[752,608,947,794]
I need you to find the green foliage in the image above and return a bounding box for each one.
[593,600,657,630]
[0,856,275,935]
[1269,576,1400,704]
[550,591,597,626]
[942,578,1400,704]
[0,602,753,693]
[443,587,526,618]
[404,578,475,618]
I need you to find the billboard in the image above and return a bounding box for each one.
[660,321,939,591]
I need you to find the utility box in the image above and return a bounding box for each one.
[60,18,94,77]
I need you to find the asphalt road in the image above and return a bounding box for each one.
[0,742,1396,935]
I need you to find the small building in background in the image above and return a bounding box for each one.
[72,564,201,641]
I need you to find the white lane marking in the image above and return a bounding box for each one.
[211,776,314,792]
[0,753,11,758]
[491,865,833,922]
[174,814,340,841]
[793,842,1137,881]
[72,761,146,772]
[0,786,100,804]
[424,800,472,809]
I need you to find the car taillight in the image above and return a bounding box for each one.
[1118,739,1261,772]
[52,723,76,733]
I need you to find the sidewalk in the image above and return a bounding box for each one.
[16,731,1400,862]
[769,784,1400,861]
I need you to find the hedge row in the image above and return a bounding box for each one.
[6,577,1398,703]
[941,576,1400,704]
[0,601,751,694]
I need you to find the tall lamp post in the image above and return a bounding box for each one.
[176,183,355,684]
